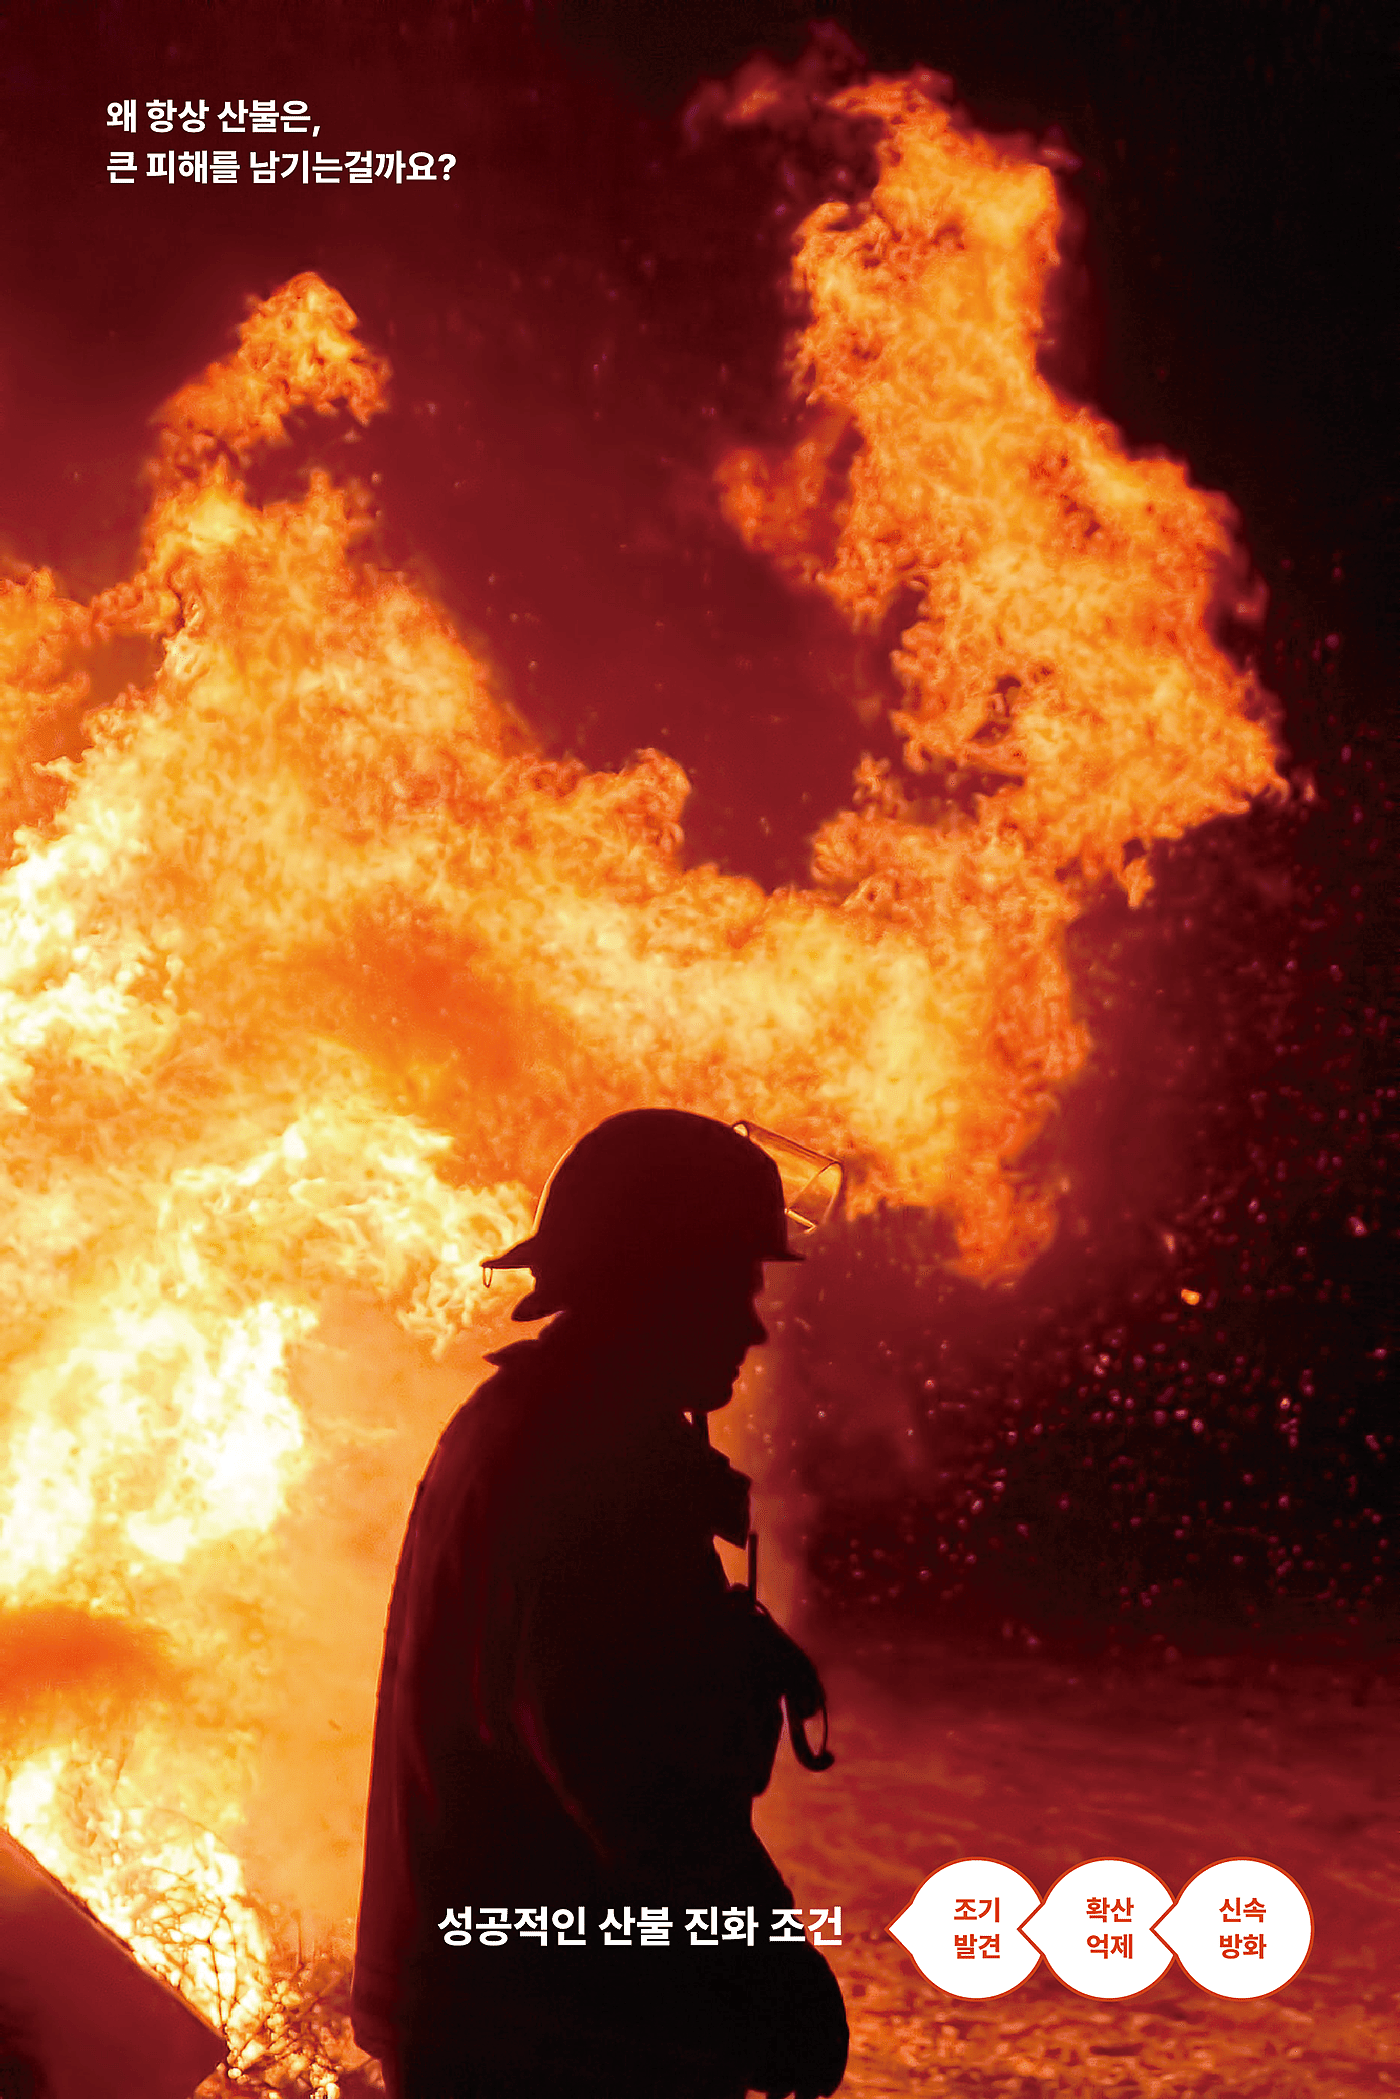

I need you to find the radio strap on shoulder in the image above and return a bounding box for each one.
[786,1697,835,1772]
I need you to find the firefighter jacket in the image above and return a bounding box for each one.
[351,1315,847,2094]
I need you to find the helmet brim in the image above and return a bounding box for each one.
[483,1232,804,1322]
[482,1235,541,1272]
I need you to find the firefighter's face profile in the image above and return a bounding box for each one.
[639,1255,769,1412]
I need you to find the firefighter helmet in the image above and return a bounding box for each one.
[483,1109,803,1320]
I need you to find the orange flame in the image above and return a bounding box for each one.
[0,72,1282,2076]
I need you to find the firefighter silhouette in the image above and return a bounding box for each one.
[353,1110,848,2099]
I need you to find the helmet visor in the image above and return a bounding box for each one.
[731,1120,845,1236]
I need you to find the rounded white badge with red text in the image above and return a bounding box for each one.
[1021,1858,1174,1998]
[1153,1858,1312,1999]
[889,1859,1041,1998]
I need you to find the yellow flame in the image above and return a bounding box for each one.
[2,1742,269,2042]
[720,75,1281,898]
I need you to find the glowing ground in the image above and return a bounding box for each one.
[755,1645,1398,2096]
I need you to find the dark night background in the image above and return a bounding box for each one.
[0,0,1392,1668]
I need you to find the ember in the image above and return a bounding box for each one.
[0,63,1288,2093]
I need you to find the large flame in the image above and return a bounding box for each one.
[0,72,1281,2086]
